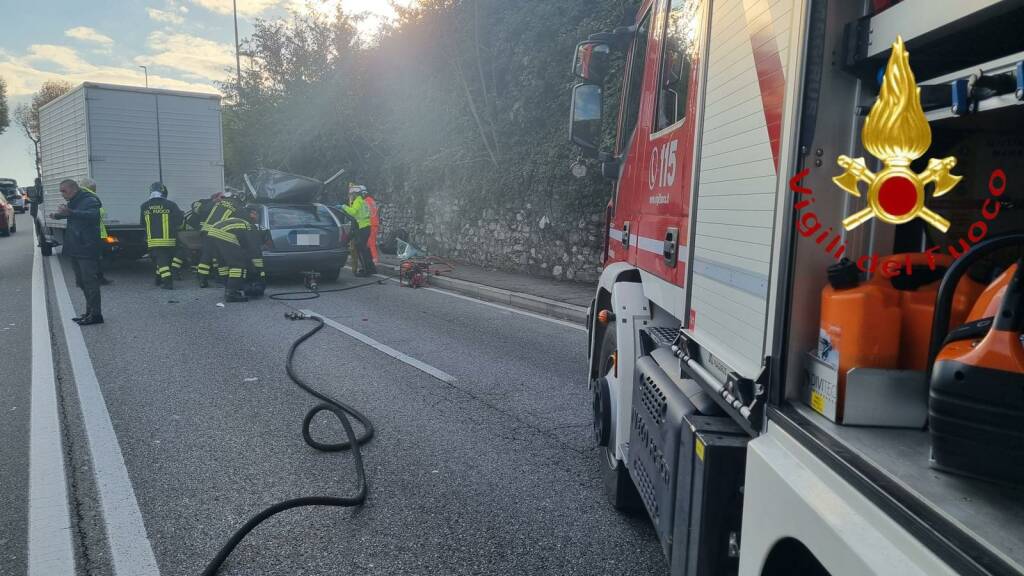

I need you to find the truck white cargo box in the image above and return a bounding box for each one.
[38,83,224,247]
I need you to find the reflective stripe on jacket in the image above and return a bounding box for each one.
[82,187,107,239]
[185,199,213,231]
[343,196,371,229]
[206,217,251,246]
[201,199,241,231]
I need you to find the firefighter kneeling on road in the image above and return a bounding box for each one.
[141,182,184,290]
[196,191,245,287]
[206,207,265,302]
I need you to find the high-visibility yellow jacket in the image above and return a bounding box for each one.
[82,187,107,239]
[343,196,371,229]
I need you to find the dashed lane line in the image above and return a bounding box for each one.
[301,309,457,384]
[28,233,77,576]
[49,256,161,576]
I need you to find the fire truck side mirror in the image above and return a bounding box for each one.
[573,41,611,83]
[570,83,603,157]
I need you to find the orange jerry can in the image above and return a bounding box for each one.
[819,259,902,421]
[894,254,985,371]
[819,254,985,420]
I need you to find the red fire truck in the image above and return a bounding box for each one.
[571,0,1024,574]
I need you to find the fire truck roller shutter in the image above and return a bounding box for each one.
[686,0,798,378]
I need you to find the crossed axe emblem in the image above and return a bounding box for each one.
[833,36,961,233]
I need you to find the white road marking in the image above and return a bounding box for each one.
[49,256,161,576]
[372,274,587,332]
[28,233,77,576]
[301,309,457,384]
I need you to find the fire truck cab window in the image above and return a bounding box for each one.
[655,0,700,132]
[618,10,652,153]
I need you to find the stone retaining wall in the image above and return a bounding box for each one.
[375,189,605,283]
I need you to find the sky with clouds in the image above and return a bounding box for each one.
[0,0,406,185]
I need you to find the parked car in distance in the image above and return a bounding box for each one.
[0,193,16,236]
[0,179,24,213]
[251,202,352,282]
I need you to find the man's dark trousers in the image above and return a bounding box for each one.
[71,258,102,317]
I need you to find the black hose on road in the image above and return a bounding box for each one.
[201,312,375,576]
[267,278,385,301]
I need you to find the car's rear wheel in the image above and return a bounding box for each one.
[319,267,341,283]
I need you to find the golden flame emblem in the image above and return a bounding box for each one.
[833,36,960,232]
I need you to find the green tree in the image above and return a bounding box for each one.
[0,77,9,135]
[223,0,639,275]
[15,80,72,181]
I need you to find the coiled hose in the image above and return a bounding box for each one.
[201,312,375,575]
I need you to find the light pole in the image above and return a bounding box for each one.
[139,65,148,88]
[233,0,242,96]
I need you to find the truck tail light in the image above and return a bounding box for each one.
[104,235,119,245]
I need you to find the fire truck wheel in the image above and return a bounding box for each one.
[597,327,641,512]
[601,446,641,512]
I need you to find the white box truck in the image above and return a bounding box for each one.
[38,82,224,256]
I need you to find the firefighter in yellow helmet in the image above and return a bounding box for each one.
[342,183,376,276]
[140,182,184,289]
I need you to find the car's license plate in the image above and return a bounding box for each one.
[296,234,320,246]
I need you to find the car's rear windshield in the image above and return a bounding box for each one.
[267,205,336,228]
[0,185,18,197]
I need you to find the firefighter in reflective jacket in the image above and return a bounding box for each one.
[343,184,376,276]
[206,209,265,302]
[196,192,245,287]
[173,194,215,278]
[140,182,184,290]
[362,187,380,264]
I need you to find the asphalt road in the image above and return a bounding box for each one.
[0,218,32,576]
[6,236,666,576]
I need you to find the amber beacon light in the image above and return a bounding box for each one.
[833,36,961,233]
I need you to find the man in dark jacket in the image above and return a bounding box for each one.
[52,179,104,325]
